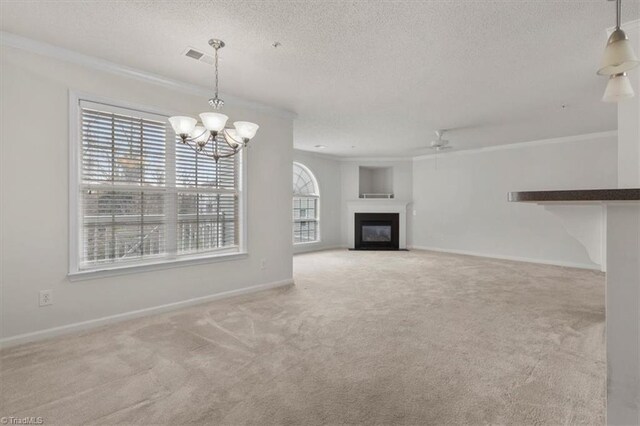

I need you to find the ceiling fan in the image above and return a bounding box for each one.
[428,130,452,151]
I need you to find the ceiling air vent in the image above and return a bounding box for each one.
[182,47,214,65]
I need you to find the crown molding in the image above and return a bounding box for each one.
[607,18,640,35]
[337,156,414,163]
[293,148,413,163]
[1,31,620,160]
[294,130,616,163]
[413,130,618,161]
[0,31,297,120]
[293,148,343,161]
[622,19,640,30]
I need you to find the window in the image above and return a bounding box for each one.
[71,97,243,274]
[292,162,319,244]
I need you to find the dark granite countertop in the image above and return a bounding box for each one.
[508,188,640,202]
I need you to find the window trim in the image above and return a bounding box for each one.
[68,91,248,279]
[292,162,321,245]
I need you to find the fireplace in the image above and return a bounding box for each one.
[354,213,399,250]
[347,200,408,250]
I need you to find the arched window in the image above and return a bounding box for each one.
[293,162,320,244]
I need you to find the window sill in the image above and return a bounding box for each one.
[293,240,321,246]
[68,251,249,282]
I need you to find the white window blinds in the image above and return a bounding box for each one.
[74,99,242,272]
[176,139,239,254]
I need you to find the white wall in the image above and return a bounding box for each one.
[608,20,640,426]
[411,133,618,269]
[0,44,294,343]
[293,150,342,253]
[340,159,413,246]
[617,22,640,188]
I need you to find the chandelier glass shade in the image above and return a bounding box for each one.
[200,112,228,132]
[168,39,259,162]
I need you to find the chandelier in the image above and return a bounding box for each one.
[168,39,259,162]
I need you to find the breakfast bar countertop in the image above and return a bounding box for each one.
[508,188,640,203]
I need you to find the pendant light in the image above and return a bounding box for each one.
[598,0,639,76]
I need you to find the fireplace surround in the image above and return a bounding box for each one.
[354,213,399,250]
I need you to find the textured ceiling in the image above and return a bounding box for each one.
[1,0,638,157]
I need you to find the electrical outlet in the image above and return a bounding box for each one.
[260,259,267,270]
[39,290,53,306]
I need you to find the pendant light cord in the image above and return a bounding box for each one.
[616,0,621,29]
[214,46,219,100]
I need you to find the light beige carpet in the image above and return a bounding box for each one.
[0,250,605,425]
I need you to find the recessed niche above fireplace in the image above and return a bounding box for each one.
[354,213,399,250]
[359,166,394,199]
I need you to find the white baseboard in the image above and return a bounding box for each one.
[0,279,294,349]
[293,244,344,255]
[409,246,601,271]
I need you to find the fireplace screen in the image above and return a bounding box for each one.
[354,213,399,250]
[362,225,392,242]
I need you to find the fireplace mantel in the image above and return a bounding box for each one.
[347,199,410,209]
[347,200,410,249]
